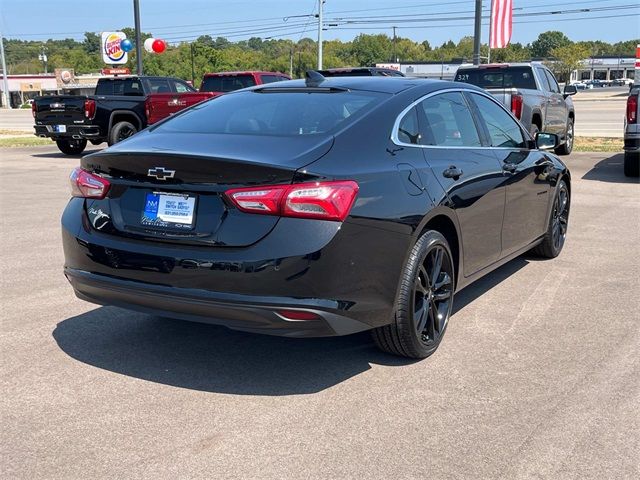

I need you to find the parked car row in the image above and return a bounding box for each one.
[32,70,292,155]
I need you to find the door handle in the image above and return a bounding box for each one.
[442,166,463,179]
[502,162,518,173]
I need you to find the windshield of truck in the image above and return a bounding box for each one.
[200,75,256,93]
[455,67,537,89]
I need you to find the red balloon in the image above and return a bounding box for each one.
[152,39,166,54]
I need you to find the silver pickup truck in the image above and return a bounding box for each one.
[454,62,577,155]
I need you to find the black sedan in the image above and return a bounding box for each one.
[62,74,570,359]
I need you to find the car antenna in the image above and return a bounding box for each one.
[305,70,325,87]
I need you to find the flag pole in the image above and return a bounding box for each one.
[487,0,493,64]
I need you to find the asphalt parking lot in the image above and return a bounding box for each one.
[1,146,639,479]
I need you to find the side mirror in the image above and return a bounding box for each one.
[563,85,578,96]
[536,132,559,150]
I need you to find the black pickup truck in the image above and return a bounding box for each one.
[33,76,197,155]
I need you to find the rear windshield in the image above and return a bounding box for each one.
[95,78,144,96]
[155,90,386,136]
[201,75,256,93]
[455,67,537,89]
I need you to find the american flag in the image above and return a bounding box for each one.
[490,0,513,49]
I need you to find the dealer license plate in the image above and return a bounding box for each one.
[141,192,196,230]
[53,125,66,133]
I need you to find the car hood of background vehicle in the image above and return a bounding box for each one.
[98,130,335,174]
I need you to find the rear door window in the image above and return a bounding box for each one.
[417,92,481,147]
[173,80,195,93]
[201,75,257,92]
[470,93,526,148]
[147,78,173,94]
[397,107,421,145]
[536,67,551,91]
[455,67,537,89]
[544,70,561,93]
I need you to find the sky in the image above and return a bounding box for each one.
[1,0,638,46]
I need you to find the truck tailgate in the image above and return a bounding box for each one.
[145,92,218,125]
[34,95,87,125]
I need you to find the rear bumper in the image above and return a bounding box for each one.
[62,198,411,337]
[65,268,370,337]
[623,132,640,153]
[34,124,103,140]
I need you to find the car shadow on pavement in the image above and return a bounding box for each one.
[581,153,638,183]
[53,257,532,396]
[53,308,413,396]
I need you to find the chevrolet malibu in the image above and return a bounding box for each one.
[62,74,570,358]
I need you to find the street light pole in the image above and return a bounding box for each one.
[472,0,483,65]
[0,30,10,109]
[317,0,323,69]
[133,0,143,75]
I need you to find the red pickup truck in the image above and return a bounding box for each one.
[200,71,290,95]
[145,90,214,125]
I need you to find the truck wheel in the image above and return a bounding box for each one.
[624,152,639,177]
[56,138,87,155]
[109,121,137,146]
[554,118,574,156]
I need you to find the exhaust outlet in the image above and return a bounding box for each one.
[72,135,82,139]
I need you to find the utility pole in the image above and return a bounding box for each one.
[317,0,323,69]
[0,29,10,109]
[472,0,482,65]
[38,46,48,74]
[133,0,143,75]
[392,26,398,62]
[289,48,294,78]
[190,43,195,84]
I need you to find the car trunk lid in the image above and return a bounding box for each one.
[80,131,333,247]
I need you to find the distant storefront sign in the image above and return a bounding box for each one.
[375,63,401,71]
[101,32,128,65]
[101,68,131,75]
[55,68,76,88]
[19,82,42,92]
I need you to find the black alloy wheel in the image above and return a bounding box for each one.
[56,138,87,155]
[372,230,455,358]
[109,121,138,146]
[551,182,569,252]
[532,180,570,258]
[413,245,454,347]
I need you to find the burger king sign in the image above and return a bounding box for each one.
[101,32,128,65]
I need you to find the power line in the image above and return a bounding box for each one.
[6,0,628,38]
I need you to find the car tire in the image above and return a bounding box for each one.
[108,121,137,146]
[372,230,455,359]
[554,118,574,155]
[531,179,570,259]
[56,138,87,155]
[623,152,639,177]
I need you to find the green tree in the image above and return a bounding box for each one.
[550,43,591,82]
[83,32,100,54]
[530,31,571,58]
[351,34,392,66]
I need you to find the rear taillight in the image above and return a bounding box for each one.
[145,100,152,123]
[225,180,359,222]
[84,99,96,120]
[69,167,110,199]
[31,101,37,118]
[511,94,523,120]
[627,94,638,124]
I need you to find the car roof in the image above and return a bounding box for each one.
[249,76,463,94]
[203,71,288,77]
